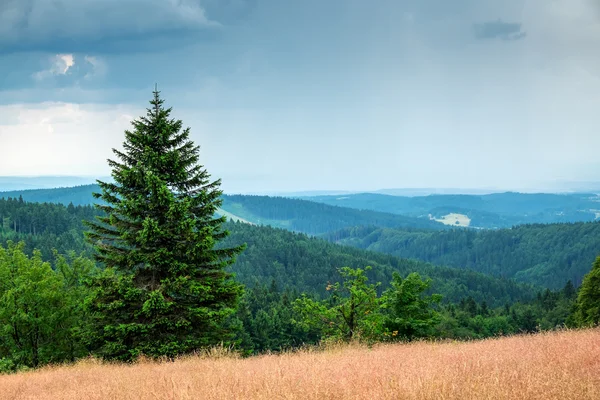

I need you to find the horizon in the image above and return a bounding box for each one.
[1,175,600,196]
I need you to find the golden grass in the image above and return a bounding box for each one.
[1,329,599,400]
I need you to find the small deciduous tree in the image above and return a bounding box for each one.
[572,256,600,327]
[380,272,441,340]
[293,267,382,342]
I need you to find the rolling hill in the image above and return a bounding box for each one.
[324,222,600,288]
[304,192,600,229]
[0,185,447,234]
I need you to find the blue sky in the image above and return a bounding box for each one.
[1,0,600,193]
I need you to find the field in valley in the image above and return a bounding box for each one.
[430,212,472,227]
[1,329,599,400]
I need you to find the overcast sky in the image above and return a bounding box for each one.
[1,0,600,193]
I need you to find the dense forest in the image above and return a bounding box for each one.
[305,192,600,228]
[0,185,101,207]
[324,223,600,289]
[0,197,530,305]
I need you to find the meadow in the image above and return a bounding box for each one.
[1,329,598,400]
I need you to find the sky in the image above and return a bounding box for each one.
[1,0,600,194]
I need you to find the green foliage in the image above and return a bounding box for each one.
[0,197,99,259]
[293,267,383,342]
[223,222,534,306]
[326,222,600,288]
[234,281,318,354]
[434,280,577,339]
[572,256,600,327]
[84,91,244,361]
[292,267,442,343]
[0,242,95,371]
[380,273,441,340]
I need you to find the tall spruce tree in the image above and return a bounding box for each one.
[85,89,244,360]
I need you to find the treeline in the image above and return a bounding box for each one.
[0,197,99,260]
[325,222,600,289]
[0,197,101,236]
[0,185,100,207]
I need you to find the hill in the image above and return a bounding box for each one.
[2,329,598,400]
[0,185,447,234]
[0,184,101,207]
[0,176,101,192]
[222,222,531,304]
[305,192,600,228]
[324,222,600,288]
[0,197,531,306]
[220,194,445,234]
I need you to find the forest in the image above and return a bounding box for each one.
[324,223,600,288]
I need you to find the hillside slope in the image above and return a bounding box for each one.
[0,185,447,234]
[325,222,600,288]
[306,192,600,228]
[221,194,445,233]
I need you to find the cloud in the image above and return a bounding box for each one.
[474,20,526,41]
[0,0,222,54]
[30,54,107,86]
[32,54,75,81]
[0,102,141,175]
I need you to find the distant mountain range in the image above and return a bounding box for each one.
[3,176,599,197]
[0,176,106,192]
[303,192,600,229]
[2,183,600,230]
[0,185,447,234]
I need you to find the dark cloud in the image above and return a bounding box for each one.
[0,0,257,54]
[473,20,526,41]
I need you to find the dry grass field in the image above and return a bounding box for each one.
[1,329,599,400]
